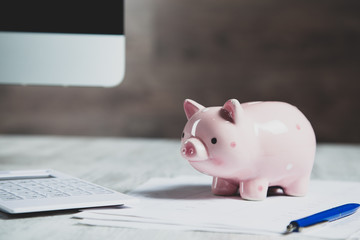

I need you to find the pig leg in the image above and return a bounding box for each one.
[212,177,238,196]
[283,176,310,197]
[239,178,269,200]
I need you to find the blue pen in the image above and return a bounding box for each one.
[285,203,360,233]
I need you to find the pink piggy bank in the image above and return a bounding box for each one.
[180,99,316,200]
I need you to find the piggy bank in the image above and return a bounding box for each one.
[180,99,316,200]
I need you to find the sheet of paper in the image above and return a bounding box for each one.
[74,176,360,238]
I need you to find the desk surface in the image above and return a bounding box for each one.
[0,135,359,240]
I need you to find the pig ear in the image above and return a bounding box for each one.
[221,99,244,124]
[184,99,205,120]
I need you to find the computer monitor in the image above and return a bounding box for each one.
[0,2,125,87]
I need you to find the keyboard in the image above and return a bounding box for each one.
[0,169,135,214]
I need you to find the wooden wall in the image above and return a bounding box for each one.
[0,0,359,142]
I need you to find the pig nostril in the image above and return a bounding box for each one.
[182,148,186,155]
[189,148,194,155]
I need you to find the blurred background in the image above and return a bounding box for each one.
[0,0,359,142]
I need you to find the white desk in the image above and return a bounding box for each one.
[0,135,359,240]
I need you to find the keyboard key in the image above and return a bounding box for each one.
[46,192,69,198]
[66,190,91,196]
[0,194,23,201]
[22,193,46,199]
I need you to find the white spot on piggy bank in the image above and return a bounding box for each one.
[180,99,316,201]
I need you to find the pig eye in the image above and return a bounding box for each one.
[211,138,217,144]
[181,132,185,138]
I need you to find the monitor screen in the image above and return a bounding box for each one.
[0,1,125,87]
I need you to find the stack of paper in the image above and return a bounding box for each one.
[73,176,360,238]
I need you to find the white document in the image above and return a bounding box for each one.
[73,176,360,238]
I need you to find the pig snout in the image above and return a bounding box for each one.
[181,138,208,161]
